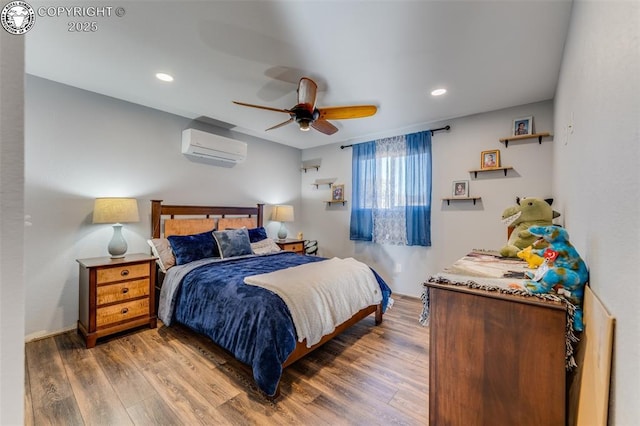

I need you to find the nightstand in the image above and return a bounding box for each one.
[275,239,305,255]
[77,253,157,348]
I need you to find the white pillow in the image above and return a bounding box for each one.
[250,239,282,255]
[147,238,176,273]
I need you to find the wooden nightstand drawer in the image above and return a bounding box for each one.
[285,243,304,253]
[96,298,150,327]
[97,278,150,305]
[97,263,149,284]
[275,239,306,254]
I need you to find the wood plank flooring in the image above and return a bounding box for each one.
[25,295,429,425]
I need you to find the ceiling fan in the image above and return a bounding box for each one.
[233,77,377,135]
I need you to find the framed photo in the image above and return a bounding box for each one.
[481,150,500,169]
[452,180,469,198]
[331,184,345,202]
[513,116,533,136]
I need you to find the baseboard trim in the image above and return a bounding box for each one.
[25,326,76,343]
[392,292,422,301]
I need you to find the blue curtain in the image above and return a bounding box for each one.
[349,131,432,246]
[349,141,375,241]
[405,131,432,246]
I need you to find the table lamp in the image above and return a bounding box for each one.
[93,197,140,258]
[272,205,294,240]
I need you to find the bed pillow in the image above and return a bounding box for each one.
[251,238,282,255]
[213,228,253,259]
[247,226,268,243]
[147,238,176,273]
[167,230,218,265]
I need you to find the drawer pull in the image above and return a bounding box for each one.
[121,308,129,315]
[122,288,129,294]
[121,269,129,276]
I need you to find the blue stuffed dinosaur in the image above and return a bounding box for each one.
[523,225,589,331]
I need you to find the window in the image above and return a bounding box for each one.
[350,130,432,246]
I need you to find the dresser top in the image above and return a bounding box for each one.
[425,250,566,311]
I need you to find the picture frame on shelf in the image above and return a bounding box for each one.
[513,116,533,136]
[331,184,345,202]
[481,150,500,169]
[452,180,469,198]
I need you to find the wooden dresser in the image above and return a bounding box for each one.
[275,238,305,255]
[77,253,157,348]
[426,282,567,425]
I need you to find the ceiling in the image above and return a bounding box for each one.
[25,0,572,150]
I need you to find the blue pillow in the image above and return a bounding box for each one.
[247,226,268,243]
[167,230,218,265]
[213,228,253,259]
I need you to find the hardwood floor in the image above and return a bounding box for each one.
[25,295,429,425]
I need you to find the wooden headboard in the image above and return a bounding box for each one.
[150,200,264,238]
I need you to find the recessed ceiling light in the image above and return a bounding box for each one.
[155,72,174,82]
[431,88,447,96]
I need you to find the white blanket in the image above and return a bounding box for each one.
[243,257,382,347]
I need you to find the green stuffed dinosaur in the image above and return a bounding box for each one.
[500,197,560,258]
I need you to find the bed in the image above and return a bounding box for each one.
[149,200,391,396]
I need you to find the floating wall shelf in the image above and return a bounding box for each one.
[442,197,482,205]
[301,164,320,172]
[311,178,337,188]
[469,166,513,178]
[499,132,551,148]
[325,200,347,206]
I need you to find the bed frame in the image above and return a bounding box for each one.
[150,200,383,370]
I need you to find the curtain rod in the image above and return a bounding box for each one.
[340,125,451,149]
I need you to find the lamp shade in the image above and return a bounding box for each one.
[272,205,294,223]
[93,198,140,224]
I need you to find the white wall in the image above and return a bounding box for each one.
[553,1,640,423]
[301,100,555,297]
[0,30,25,426]
[24,75,303,339]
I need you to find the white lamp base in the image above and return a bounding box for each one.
[277,222,288,240]
[108,223,128,258]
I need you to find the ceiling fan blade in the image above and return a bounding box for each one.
[297,77,317,112]
[311,119,339,135]
[233,101,291,114]
[318,105,377,120]
[265,117,294,131]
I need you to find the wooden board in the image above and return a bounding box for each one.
[164,218,215,237]
[568,286,615,426]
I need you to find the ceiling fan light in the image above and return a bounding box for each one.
[299,121,311,131]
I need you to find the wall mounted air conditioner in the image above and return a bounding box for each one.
[181,128,247,164]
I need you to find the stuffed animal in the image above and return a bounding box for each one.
[522,225,589,331]
[500,197,560,258]
[517,245,545,268]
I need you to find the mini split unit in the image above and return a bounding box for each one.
[181,128,247,164]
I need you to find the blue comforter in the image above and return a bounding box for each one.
[164,251,391,396]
